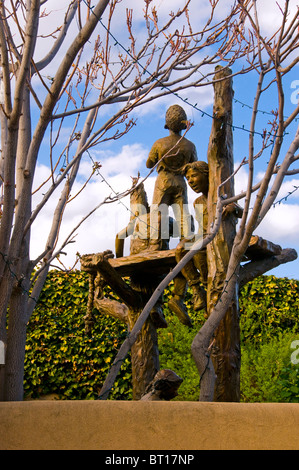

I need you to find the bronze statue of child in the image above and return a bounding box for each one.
[169,160,243,320]
[146,104,197,248]
[115,180,174,329]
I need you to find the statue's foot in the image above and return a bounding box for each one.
[193,287,207,311]
[168,297,192,327]
[147,242,161,252]
[150,306,168,329]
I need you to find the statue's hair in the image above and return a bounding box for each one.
[183,160,209,176]
[164,105,187,132]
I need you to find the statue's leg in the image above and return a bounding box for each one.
[149,278,168,329]
[175,241,207,312]
[148,175,172,250]
[169,274,192,327]
[192,250,208,310]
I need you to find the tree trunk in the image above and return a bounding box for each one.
[124,273,160,400]
[3,286,28,401]
[128,305,159,400]
[206,66,240,402]
[81,254,160,400]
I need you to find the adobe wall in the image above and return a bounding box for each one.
[1,401,299,450]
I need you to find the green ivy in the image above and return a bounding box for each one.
[24,272,299,402]
[239,275,299,344]
[24,271,132,400]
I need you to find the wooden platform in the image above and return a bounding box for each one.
[81,235,282,277]
[245,235,282,260]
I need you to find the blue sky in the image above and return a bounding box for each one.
[29,0,299,280]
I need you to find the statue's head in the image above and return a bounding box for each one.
[164,105,188,133]
[184,160,209,195]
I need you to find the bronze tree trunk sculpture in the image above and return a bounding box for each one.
[206,66,240,402]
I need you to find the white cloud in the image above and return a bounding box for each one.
[30,144,156,268]
[234,163,251,202]
[94,143,148,178]
[30,146,299,279]
[232,162,299,248]
[32,151,299,259]
[258,202,299,246]
[256,0,298,37]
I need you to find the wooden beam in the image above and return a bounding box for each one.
[240,248,297,288]
[245,235,282,260]
[206,65,239,402]
[81,236,284,279]
[81,249,177,277]
[80,252,140,307]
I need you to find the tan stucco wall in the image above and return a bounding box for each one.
[1,401,299,450]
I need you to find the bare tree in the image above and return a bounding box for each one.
[0,0,248,400]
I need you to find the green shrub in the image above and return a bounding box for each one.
[239,276,299,402]
[278,364,299,402]
[24,271,132,400]
[240,331,299,402]
[239,275,299,344]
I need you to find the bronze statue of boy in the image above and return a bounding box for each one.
[169,161,209,322]
[146,104,197,247]
[169,160,243,322]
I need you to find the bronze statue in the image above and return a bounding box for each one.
[140,369,183,401]
[115,180,175,329]
[168,161,209,319]
[115,178,150,258]
[115,180,174,258]
[146,105,197,248]
[169,161,243,318]
[116,179,194,328]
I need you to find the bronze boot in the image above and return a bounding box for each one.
[168,295,192,327]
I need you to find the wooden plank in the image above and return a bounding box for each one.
[109,249,176,276]
[81,236,283,277]
[245,235,282,260]
[81,249,177,277]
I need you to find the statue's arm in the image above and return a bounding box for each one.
[146,144,158,169]
[191,144,198,163]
